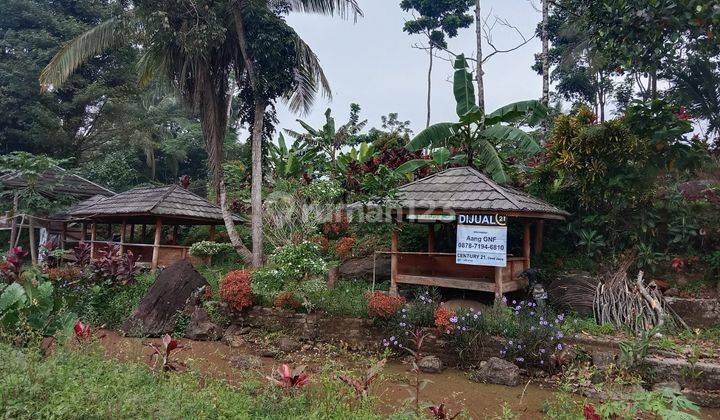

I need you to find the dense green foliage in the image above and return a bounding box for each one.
[0,343,391,419]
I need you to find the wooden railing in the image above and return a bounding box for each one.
[391,251,528,295]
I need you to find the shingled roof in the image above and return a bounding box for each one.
[49,194,108,221]
[0,166,114,198]
[357,166,568,219]
[71,185,241,225]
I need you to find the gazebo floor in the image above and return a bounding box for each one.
[396,274,528,293]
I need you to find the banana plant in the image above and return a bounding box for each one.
[395,146,465,176]
[268,133,320,180]
[405,54,547,183]
[335,141,376,173]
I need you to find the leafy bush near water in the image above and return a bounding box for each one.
[0,343,390,419]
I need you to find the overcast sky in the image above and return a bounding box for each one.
[273,0,544,137]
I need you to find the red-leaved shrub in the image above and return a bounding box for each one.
[434,307,456,334]
[220,270,254,312]
[366,291,405,318]
[334,236,356,260]
[274,291,301,310]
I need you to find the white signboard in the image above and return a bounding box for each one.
[455,224,508,267]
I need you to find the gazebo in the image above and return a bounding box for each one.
[1,166,115,264]
[70,185,241,269]
[352,167,568,299]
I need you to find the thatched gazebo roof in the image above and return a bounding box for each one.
[351,166,568,220]
[0,166,115,199]
[71,185,241,225]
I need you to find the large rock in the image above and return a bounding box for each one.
[184,307,222,341]
[276,336,301,353]
[418,355,444,373]
[339,254,390,280]
[666,297,720,328]
[229,354,263,370]
[122,260,209,336]
[471,357,520,387]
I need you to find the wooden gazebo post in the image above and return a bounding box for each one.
[523,220,531,271]
[427,224,435,253]
[90,222,97,260]
[151,217,163,270]
[119,219,127,254]
[534,220,544,254]
[390,228,399,297]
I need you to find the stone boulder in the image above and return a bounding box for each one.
[229,354,263,370]
[418,355,444,373]
[276,336,302,353]
[471,357,520,387]
[122,260,209,336]
[222,324,250,348]
[666,297,720,328]
[184,307,222,341]
[339,254,390,280]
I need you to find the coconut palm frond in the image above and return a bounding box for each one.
[40,17,125,91]
[137,47,170,88]
[286,35,332,115]
[287,0,363,21]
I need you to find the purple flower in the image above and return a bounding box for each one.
[508,340,513,345]
[383,340,389,347]
[399,322,406,327]
[540,360,544,365]
[539,348,546,353]
[516,357,524,362]
[502,296,508,303]
[556,343,563,351]
[512,300,517,305]
[450,316,458,324]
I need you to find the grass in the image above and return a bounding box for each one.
[306,279,387,318]
[0,342,406,419]
[561,315,617,336]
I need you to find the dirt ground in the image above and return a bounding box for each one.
[97,330,720,419]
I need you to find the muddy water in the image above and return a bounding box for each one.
[97,331,719,419]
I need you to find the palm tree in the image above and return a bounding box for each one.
[40,0,362,266]
[404,54,546,183]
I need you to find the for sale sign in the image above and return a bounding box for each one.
[455,214,508,267]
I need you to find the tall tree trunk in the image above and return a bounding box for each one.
[426,45,433,128]
[219,174,253,263]
[198,62,253,265]
[250,101,266,267]
[475,0,485,128]
[541,0,549,107]
[234,3,264,267]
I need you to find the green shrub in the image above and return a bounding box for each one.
[0,268,76,344]
[0,343,389,419]
[188,241,235,258]
[65,272,154,328]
